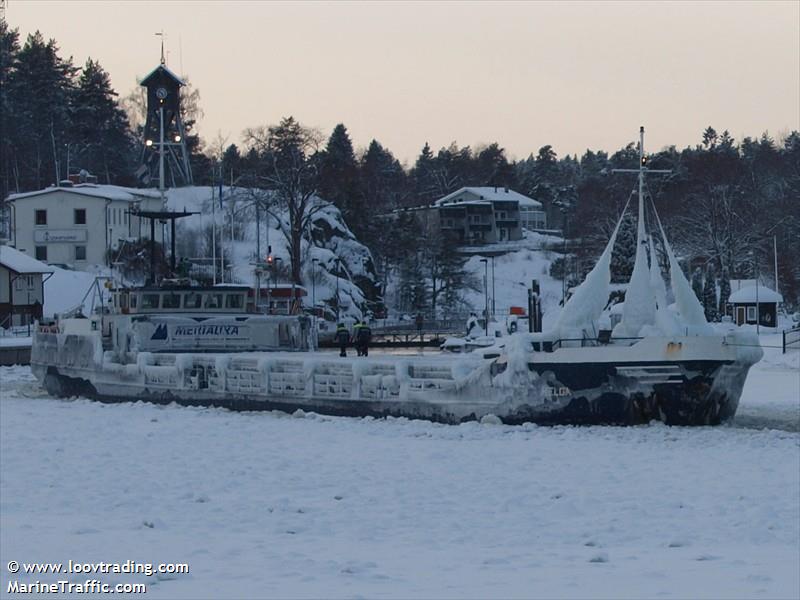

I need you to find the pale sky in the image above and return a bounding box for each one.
[6,0,799,164]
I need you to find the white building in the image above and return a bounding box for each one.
[8,184,164,269]
[0,245,53,327]
[433,187,546,244]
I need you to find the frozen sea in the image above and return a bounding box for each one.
[1,342,797,599]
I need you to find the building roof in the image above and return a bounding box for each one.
[728,285,783,304]
[140,63,185,87]
[434,187,542,208]
[8,184,162,203]
[0,245,54,274]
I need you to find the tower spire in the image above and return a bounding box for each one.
[156,30,166,65]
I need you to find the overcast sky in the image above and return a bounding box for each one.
[7,0,799,163]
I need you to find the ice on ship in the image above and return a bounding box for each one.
[30,129,762,425]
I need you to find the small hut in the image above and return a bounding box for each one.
[728,285,782,327]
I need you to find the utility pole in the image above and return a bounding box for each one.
[480,258,488,335]
[211,184,216,284]
[335,258,341,323]
[774,235,779,295]
[491,255,496,317]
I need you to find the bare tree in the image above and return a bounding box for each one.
[243,117,325,284]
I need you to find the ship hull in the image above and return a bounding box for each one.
[31,347,753,426]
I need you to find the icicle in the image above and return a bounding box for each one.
[555,196,631,336]
[652,204,711,333]
[650,238,681,336]
[615,188,656,337]
[649,238,667,310]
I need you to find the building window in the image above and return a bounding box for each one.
[35,246,47,261]
[75,245,87,261]
[35,210,47,226]
[15,278,23,291]
[74,209,86,225]
[746,306,757,321]
[27,275,34,288]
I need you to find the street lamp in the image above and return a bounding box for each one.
[749,250,760,335]
[480,258,489,335]
[273,257,282,314]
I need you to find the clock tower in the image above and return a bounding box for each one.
[136,51,193,188]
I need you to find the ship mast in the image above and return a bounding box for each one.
[612,126,671,244]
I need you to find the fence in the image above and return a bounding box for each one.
[783,326,800,353]
[0,315,33,338]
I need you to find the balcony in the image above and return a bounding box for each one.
[495,219,519,228]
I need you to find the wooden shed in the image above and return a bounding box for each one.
[728,285,782,327]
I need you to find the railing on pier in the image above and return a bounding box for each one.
[783,326,800,354]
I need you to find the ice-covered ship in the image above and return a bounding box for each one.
[30,129,762,425]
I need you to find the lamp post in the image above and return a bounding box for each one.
[480,258,488,335]
[273,257,283,313]
[311,258,318,316]
[334,257,341,323]
[490,255,496,316]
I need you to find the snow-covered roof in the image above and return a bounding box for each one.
[434,187,542,208]
[8,184,162,203]
[140,63,185,87]
[0,245,54,274]
[728,285,783,304]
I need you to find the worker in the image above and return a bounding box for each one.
[335,323,350,357]
[352,321,364,356]
[355,320,372,357]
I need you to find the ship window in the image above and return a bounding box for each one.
[204,293,223,309]
[141,294,160,309]
[225,294,243,309]
[184,293,202,309]
[162,293,181,309]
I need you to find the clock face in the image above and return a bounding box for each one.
[156,87,168,99]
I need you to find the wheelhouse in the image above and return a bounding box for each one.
[112,286,250,315]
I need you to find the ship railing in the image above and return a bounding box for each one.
[538,336,644,352]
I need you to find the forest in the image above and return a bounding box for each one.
[1,21,798,311]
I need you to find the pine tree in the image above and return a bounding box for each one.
[410,142,437,204]
[610,213,636,283]
[318,124,361,229]
[7,31,78,189]
[703,265,718,321]
[0,19,21,198]
[71,58,134,184]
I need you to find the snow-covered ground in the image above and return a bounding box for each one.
[1,344,797,599]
